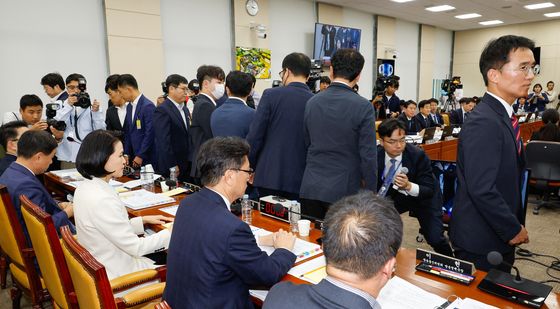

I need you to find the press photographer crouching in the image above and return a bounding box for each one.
[53,73,106,169]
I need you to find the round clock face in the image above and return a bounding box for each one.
[246,0,259,16]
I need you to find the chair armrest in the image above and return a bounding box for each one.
[110,269,160,293]
[115,282,165,308]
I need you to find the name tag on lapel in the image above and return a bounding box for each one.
[136,119,141,129]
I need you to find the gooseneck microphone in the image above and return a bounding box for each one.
[487,251,523,283]
[66,136,82,144]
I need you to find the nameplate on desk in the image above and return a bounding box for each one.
[416,248,476,276]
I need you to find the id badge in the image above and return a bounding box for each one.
[386,108,390,115]
[136,119,141,129]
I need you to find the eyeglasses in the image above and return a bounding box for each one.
[383,138,406,145]
[503,64,538,76]
[234,168,254,175]
[278,70,285,78]
[67,85,78,90]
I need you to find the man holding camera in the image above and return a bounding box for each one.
[54,73,105,169]
[382,79,401,118]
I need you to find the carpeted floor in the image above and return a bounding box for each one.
[1,199,558,308]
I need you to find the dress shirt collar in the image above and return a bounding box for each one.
[51,91,65,102]
[332,80,351,87]
[200,92,217,106]
[207,187,231,211]
[324,276,381,309]
[169,97,185,108]
[486,91,514,118]
[14,161,35,176]
[228,97,246,105]
[131,93,142,107]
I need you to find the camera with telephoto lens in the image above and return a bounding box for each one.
[306,59,324,93]
[441,76,462,96]
[72,78,92,109]
[374,75,400,93]
[45,103,67,132]
[161,81,168,98]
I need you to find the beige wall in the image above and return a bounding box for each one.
[317,2,342,25]
[454,20,560,97]
[104,0,164,102]
[376,16,396,59]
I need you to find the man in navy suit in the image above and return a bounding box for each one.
[376,119,453,256]
[164,137,296,309]
[0,130,75,245]
[189,65,226,180]
[428,98,444,127]
[397,100,423,135]
[247,53,314,200]
[451,35,533,272]
[449,97,475,126]
[382,79,401,118]
[415,100,435,130]
[264,192,402,309]
[104,74,127,134]
[118,74,156,168]
[300,49,377,220]
[211,71,255,138]
[0,121,28,176]
[153,74,191,180]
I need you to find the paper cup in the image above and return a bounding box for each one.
[297,219,311,237]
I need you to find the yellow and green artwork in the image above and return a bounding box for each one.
[235,47,271,79]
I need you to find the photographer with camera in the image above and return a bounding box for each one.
[371,91,386,120]
[54,73,106,169]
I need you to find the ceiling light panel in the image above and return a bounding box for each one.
[479,20,504,25]
[426,5,455,12]
[524,2,555,10]
[455,13,482,19]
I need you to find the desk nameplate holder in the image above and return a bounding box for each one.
[415,249,476,285]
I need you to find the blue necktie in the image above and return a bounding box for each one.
[125,103,133,129]
[378,159,397,197]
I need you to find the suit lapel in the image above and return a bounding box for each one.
[134,95,143,122]
[165,100,188,134]
[484,94,524,163]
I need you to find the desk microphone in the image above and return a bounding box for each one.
[487,251,523,283]
[165,179,177,190]
[392,167,409,191]
[67,136,82,144]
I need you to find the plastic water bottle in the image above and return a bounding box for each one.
[141,166,154,192]
[169,167,178,188]
[290,201,301,233]
[241,194,252,224]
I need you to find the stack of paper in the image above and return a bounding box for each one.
[119,189,174,210]
[160,205,179,216]
[251,226,323,263]
[287,256,326,284]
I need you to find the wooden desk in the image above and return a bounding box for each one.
[43,173,559,308]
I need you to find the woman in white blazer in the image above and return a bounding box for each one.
[73,130,173,279]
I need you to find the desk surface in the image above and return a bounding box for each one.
[43,173,559,308]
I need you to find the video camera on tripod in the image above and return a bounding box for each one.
[441,76,462,95]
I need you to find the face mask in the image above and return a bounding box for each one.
[211,83,225,100]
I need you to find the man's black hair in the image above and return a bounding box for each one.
[331,49,364,82]
[0,121,28,150]
[281,53,311,78]
[320,76,331,84]
[165,74,189,89]
[196,65,226,84]
[225,71,253,98]
[196,137,250,187]
[41,73,65,90]
[479,35,535,86]
[117,74,139,89]
[66,73,85,85]
[418,100,429,109]
[17,130,57,159]
[20,94,43,110]
[378,118,406,138]
[105,74,120,92]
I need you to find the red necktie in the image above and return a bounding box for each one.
[511,115,522,156]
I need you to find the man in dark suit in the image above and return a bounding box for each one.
[211,71,255,138]
[376,119,453,256]
[0,121,28,176]
[41,72,69,104]
[104,74,126,133]
[382,79,401,117]
[300,49,377,220]
[247,53,314,200]
[449,97,475,126]
[415,100,435,130]
[118,74,156,168]
[153,74,191,180]
[164,137,296,309]
[450,35,534,272]
[397,100,423,135]
[264,192,402,309]
[0,130,75,245]
[428,98,444,127]
[189,65,225,180]
[512,96,529,114]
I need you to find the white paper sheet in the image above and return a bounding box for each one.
[160,205,179,216]
[377,276,446,309]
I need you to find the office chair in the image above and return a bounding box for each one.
[525,141,560,214]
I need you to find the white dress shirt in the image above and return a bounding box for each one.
[207,187,231,211]
[116,103,128,127]
[73,177,170,280]
[200,92,217,106]
[384,152,419,197]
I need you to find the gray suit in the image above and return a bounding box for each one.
[263,279,380,309]
[300,82,377,204]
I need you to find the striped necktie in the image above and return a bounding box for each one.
[511,115,522,156]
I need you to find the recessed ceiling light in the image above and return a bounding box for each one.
[479,20,504,26]
[544,11,560,17]
[455,13,482,19]
[426,5,455,12]
[524,2,555,10]
[391,0,415,3]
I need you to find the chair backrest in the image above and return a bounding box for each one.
[442,113,450,126]
[60,225,116,309]
[20,195,77,309]
[0,186,26,269]
[155,300,172,309]
[526,141,560,182]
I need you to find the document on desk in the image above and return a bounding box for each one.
[287,255,326,284]
[249,290,268,302]
[123,174,162,189]
[449,298,498,309]
[377,276,446,309]
[160,205,179,216]
[119,189,174,210]
[250,226,322,263]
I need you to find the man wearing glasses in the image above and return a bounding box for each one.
[164,137,296,308]
[376,119,452,256]
[451,35,534,271]
[153,74,192,181]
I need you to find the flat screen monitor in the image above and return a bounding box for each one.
[313,23,361,65]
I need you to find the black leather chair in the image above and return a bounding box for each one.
[525,141,560,214]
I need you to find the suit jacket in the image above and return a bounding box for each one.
[189,94,216,178]
[397,114,422,135]
[0,162,74,245]
[123,94,156,165]
[300,83,377,204]
[0,154,16,177]
[449,108,464,126]
[383,94,401,114]
[263,279,380,309]
[429,113,444,126]
[376,144,434,214]
[73,177,170,279]
[247,82,314,194]
[210,98,255,138]
[450,93,525,255]
[527,92,549,112]
[414,113,434,130]
[153,98,191,178]
[512,102,529,114]
[105,105,124,132]
[164,188,296,309]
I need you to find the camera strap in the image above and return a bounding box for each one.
[70,107,94,142]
